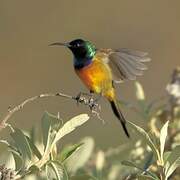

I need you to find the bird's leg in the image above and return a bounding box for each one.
[75,90,101,109]
[89,92,104,124]
[75,92,85,105]
[88,90,96,110]
[75,91,98,110]
[89,91,102,106]
[88,90,94,105]
[88,92,101,112]
[75,91,104,123]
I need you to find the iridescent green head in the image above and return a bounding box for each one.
[49,39,96,68]
[68,39,96,60]
[50,39,96,60]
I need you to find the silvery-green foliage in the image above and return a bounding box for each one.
[0,112,89,179]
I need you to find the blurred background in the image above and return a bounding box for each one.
[0,0,179,148]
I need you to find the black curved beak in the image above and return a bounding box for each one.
[49,42,71,47]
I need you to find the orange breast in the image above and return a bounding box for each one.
[75,58,113,96]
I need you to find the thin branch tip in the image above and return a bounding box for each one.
[0,91,101,132]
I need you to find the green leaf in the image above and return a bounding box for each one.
[138,175,159,180]
[10,128,32,167]
[10,149,23,172]
[122,160,144,170]
[59,143,83,162]
[135,81,145,101]
[165,145,180,179]
[41,111,62,155]
[26,136,42,160]
[0,140,11,147]
[163,151,171,164]
[0,140,16,169]
[29,164,40,173]
[54,114,89,143]
[42,113,89,158]
[121,160,158,179]
[37,113,89,169]
[46,162,58,180]
[165,158,180,180]
[159,121,169,164]
[0,140,23,171]
[128,121,160,161]
[65,137,94,173]
[30,126,36,145]
[46,161,68,180]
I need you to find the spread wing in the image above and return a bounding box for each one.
[98,48,151,83]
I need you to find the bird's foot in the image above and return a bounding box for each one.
[74,92,104,123]
[75,92,85,105]
[88,96,100,111]
[75,92,92,105]
[88,97,104,124]
[74,92,100,110]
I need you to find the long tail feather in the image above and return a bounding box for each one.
[110,100,130,138]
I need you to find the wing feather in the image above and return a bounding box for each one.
[106,48,151,83]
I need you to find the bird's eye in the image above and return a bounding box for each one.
[74,43,80,48]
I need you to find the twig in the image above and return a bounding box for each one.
[0,92,100,132]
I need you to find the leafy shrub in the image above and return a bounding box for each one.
[0,67,180,180]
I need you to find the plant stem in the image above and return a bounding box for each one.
[0,92,95,132]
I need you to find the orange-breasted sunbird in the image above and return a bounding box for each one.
[50,39,150,137]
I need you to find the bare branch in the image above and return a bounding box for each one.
[0,92,100,132]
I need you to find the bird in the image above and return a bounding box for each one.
[49,39,151,138]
